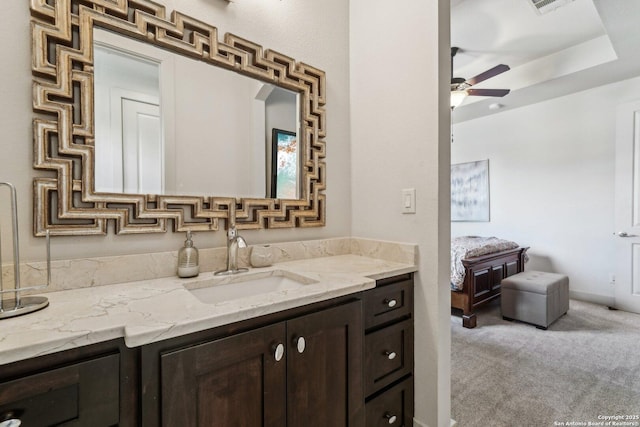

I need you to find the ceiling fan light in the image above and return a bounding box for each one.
[450,90,468,109]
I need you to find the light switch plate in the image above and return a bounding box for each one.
[402,188,416,214]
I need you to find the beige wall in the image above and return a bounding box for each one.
[0,0,351,261]
[350,1,451,426]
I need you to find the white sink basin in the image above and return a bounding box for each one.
[184,270,317,304]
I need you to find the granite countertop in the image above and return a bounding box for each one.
[0,254,416,365]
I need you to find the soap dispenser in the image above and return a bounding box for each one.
[177,231,199,278]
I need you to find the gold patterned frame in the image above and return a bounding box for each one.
[30,0,326,236]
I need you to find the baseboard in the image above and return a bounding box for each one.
[569,290,614,307]
[411,418,456,427]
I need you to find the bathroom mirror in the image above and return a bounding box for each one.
[93,29,300,199]
[31,0,326,236]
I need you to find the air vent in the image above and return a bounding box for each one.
[528,0,575,15]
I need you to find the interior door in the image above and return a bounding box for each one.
[614,99,640,313]
[121,98,163,194]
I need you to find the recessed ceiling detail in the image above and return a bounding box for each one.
[451,0,640,122]
[528,0,575,15]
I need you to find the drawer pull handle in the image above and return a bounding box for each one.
[384,351,397,360]
[384,413,397,424]
[273,343,285,362]
[384,298,397,308]
[0,411,23,427]
[294,336,306,353]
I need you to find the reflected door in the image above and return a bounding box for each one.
[614,99,640,313]
[121,99,163,194]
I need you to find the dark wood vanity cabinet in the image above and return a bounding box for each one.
[0,274,414,427]
[0,339,139,427]
[362,274,414,426]
[143,299,364,427]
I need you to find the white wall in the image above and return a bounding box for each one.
[172,57,265,197]
[350,1,451,426]
[452,75,640,305]
[0,0,351,261]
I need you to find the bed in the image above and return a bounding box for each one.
[451,236,529,328]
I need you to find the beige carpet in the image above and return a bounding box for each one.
[451,299,640,427]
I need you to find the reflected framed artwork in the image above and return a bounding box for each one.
[451,159,490,222]
[271,129,298,199]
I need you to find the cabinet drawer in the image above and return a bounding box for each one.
[364,278,413,330]
[364,318,413,396]
[0,353,120,427]
[366,376,414,427]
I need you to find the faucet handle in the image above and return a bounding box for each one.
[228,226,237,239]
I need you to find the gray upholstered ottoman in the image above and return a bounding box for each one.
[501,271,569,329]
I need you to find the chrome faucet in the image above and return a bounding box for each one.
[215,225,249,275]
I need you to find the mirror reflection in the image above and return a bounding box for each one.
[93,29,300,199]
[31,0,326,235]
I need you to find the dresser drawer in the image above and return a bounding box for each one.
[363,278,413,330]
[364,318,413,396]
[366,376,414,427]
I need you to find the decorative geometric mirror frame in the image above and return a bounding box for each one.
[31,0,326,236]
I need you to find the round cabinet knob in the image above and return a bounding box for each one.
[384,298,397,308]
[273,343,285,362]
[0,411,23,427]
[384,350,397,360]
[384,413,397,424]
[294,336,306,353]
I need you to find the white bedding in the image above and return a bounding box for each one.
[450,236,520,291]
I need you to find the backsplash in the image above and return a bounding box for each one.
[1,237,417,294]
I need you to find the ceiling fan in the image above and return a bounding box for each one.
[450,47,511,109]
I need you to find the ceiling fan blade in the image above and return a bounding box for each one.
[465,64,510,86]
[467,88,510,97]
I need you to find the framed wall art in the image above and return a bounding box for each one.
[451,159,490,222]
[270,128,298,199]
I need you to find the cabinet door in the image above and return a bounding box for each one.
[0,354,120,427]
[160,322,286,427]
[287,300,364,427]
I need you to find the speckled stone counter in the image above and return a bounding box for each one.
[0,238,417,365]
